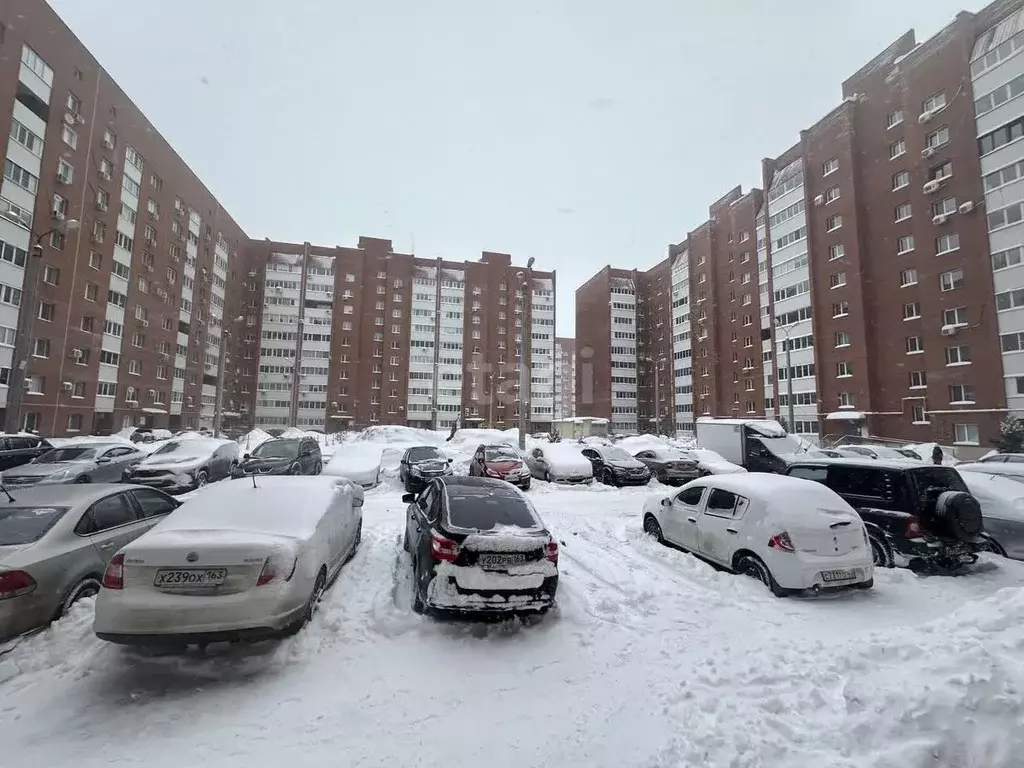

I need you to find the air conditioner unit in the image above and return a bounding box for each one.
[958,201,975,214]
[918,110,934,124]
[941,324,958,336]
[922,147,936,159]
[923,180,940,194]
[62,381,73,391]
[141,319,150,328]
[932,214,949,225]
[813,195,824,206]
[69,348,83,359]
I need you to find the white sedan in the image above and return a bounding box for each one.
[94,475,364,645]
[641,474,873,596]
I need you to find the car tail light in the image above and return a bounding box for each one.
[430,533,460,562]
[545,539,559,565]
[102,554,125,590]
[905,516,924,538]
[768,532,795,553]
[257,555,297,586]
[0,569,37,599]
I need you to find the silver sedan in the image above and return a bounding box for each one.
[0,484,179,641]
[1,443,145,487]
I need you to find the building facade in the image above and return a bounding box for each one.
[554,336,575,420]
[1,0,252,436]
[578,0,1024,447]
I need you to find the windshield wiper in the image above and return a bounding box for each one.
[0,483,15,503]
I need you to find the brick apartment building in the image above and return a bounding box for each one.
[247,237,558,433]
[578,0,1024,448]
[554,337,575,419]
[1,0,252,436]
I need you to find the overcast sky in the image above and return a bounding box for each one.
[50,0,983,336]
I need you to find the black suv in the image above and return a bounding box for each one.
[785,458,993,572]
[0,435,51,472]
[232,437,322,478]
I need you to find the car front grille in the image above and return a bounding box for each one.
[3,476,43,486]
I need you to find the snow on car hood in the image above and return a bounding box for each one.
[686,449,746,474]
[541,445,592,474]
[3,460,90,478]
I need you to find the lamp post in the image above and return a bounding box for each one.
[776,324,796,433]
[212,315,244,436]
[643,355,666,436]
[517,257,535,451]
[1,214,79,434]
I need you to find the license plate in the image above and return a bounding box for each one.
[821,569,856,583]
[154,568,228,588]
[478,554,527,569]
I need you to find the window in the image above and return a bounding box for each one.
[955,424,979,445]
[936,233,960,254]
[57,158,73,184]
[839,392,855,408]
[892,170,910,190]
[909,370,927,388]
[897,235,915,255]
[824,186,840,203]
[899,268,918,287]
[1001,331,1024,353]
[125,146,144,170]
[128,360,141,375]
[984,158,1024,192]
[9,119,43,156]
[895,203,912,222]
[943,307,967,327]
[929,161,953,181]
[828,244,844,260]
[42,265,59,285]
[37,302,54,321]
[836,362,852,378]
[825,214,842,232]
[911,404,927,423]
[67,413,83,432]
[945,345,971,365]
[988,201,1024,231]
[906,335,923,354]
[61,124,78,149]
[887,109,904,128]
[940,269,964,292]
[903,301,921,320]
[345,273,355,283]
[925,126,950,149]
[32,339,50,358]
[889,138,906,159]
[823,158,838,175]
[932,197,957,217]
[4,159,38,192]
[829,271,846,288]
[923,92,947,113]
[832,301,849,318]
[89,252,102,270]
[949,384,975,404]
[26,375,44,394]
[835,331,851,347]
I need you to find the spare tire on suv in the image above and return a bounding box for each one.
[933,491,984,541]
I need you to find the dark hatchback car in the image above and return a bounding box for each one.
[0,435,52,473]
[580,446,651,486]
[402,477,558,615]
[399,446,453,493]
[633,448,702,485]
[232,437,323,478]
[785,458,994,572]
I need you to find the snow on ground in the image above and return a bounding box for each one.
[2,480,1023,767]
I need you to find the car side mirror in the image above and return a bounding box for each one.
[661,497,672,507]
[402,493,416,503]
[96,457,111,464]
[243,453,251,460]
[447,458,453,464]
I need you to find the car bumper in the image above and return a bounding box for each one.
[614,474,652,486]
[896,536,987,567]
[659,471,701,484]
[547,475,592,485]
[486,474,531,488]
[766,551,874,592]
[232,466,288,478]
[0,594,54,642]
[94,585,305,643]
[426,568,557,613]
[123,471,197,492]
[406,473,451,490]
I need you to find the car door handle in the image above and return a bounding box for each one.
[726,527,739,534]
[686,516,697,523]
[98,541,116,550]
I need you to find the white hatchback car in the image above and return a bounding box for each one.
[94,475,364,645]
[641,474,873,596]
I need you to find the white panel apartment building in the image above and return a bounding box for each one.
[670,252,694,435]
[609,276,639,433]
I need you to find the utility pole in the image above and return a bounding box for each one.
[653,359,660,435]
[212,316,243,436]
[1,216,79,434]
[518,257,535,450]
[777,324,795,433]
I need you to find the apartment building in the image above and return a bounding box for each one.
[248,237,557,433]
[554,337,575,419]
[1,0,252,436]
[579,0,1024,447]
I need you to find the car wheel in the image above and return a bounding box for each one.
[348,524,362,561]
[643,514,664,544]
[402,526,411,552]
[74,475,91,484]
[411,558,426,614]
[867,529,895,568]
[314,461,323,475]
[290,464,302,475]
[979,535,1007,558]
[544,471,552,483]
[195,470,209,489]
[303,568,328,625]
[602,468,618,487]
[57,577,102,618]
[737,554,786,597]
[521,481,531,491]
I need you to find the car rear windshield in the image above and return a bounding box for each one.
[911,467,968,493]
[407,447,442,461]
[447,492,537,531]
[35,447,97,463]
[0,506,69,545]
[254,440,299,458]
[152,440,215,458]
[485,447,519,461]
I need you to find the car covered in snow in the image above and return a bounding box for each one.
[93,475,364,645]
[402,477,558,614]
[682,448,746,476]
[468,444,531,490]
[1,442,146,487]
[122,438,239,493]
[785,459,995,572]
[322,444,383,488]
[580,445,651,486]
[955,453,1024,484]
[632,447,702,485]
[642,474,874,596]
[955,471,1024,560]
[0,484,179,641]
[399,446,453,493]
[524,444,593,484]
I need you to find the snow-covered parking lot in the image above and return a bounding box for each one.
[2,480,1023,768]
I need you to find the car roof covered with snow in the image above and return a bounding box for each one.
[146,475,360,540]
[685,473,859,522]
[786,456,935,472]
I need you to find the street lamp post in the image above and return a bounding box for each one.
[517,258,535,451]
[2,215,79,434]
[777,324,796,433]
